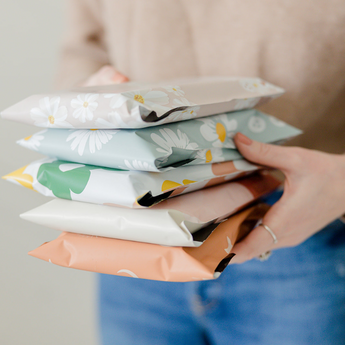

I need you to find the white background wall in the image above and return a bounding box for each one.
[0,1,98,344]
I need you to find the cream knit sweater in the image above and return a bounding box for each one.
[56,0,345,153]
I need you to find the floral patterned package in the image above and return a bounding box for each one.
[2,158,261,208]
[1,76,284,129]
[28,204,270,282]
[20,172,280,247]
[17,110,301,172]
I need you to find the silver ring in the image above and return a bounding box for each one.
[257,250,272,261]
[258,222,278,244]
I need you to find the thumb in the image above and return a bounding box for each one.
[234,132,293,172]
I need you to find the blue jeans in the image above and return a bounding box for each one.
[98,193,345,345]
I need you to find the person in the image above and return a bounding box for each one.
[56,1,345,344]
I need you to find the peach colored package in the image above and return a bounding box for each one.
[28,204,270,282]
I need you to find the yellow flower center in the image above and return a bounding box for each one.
[253,83,258,88]
[216,123,226,142]
[90,129,98,131]
[24,135,32,141]
[48,116,55,124]
[173,88,177,91]
[205,149,213,163]
[83,101,89,108]
[134,94,144,104]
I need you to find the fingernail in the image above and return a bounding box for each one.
[236,132,252,145]
[112,74,129,83]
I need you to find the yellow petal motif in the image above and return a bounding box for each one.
[2,165,34,190]
[216,123,226,143]
[161,179,196,192]
[182,179,196,185]
[161,180,182,191]
[205,149,213,163]
[24,135,32,141]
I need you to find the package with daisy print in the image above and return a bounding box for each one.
[16,110,301,172]
[1,77,285,129]
[2,76,299,281]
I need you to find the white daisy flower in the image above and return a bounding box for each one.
[196,148,225,163]
[151,128,199,155]
[167,98,200,121]
[104,94,128,109]
[199,115,237,148]
[233,98,259,110]
[124,159,156,172]
[17,130,47,151]
[240,78,276,94]
[109,108,145,128]
[104,91,169,126]
[248,115,266,133]
[66,129,118,156]
[30,97,71,128]
[162,85,185,97]
[173,98,193,107]
[122,89,169,111]
[71,93,99,123]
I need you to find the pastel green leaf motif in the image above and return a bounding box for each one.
[37,161,99,200]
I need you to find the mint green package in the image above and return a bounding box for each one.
[17,109,301,172]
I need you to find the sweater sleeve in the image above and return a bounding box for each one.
[55,0,110,89]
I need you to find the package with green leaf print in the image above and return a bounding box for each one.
[3,157,263,208]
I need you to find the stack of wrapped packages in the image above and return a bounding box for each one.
[1,77,301,282]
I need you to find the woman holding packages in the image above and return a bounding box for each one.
[57,1,345,344]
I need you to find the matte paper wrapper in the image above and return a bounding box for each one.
[1,77,284,129]
[16,110,301,172]
[28,204,270,282]
[20,173,280,247]
[3,158,261,208]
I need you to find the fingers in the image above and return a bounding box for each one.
[229,222,278,264]
[82,65,129,87]
[229,198,292,264]
[234,132,298,172]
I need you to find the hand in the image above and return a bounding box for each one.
[230,132,345,264]
[82,65,129,87]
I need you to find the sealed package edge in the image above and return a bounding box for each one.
[17,109,302,172]
[21,173,280,247]
[1,76,284,129]
[28,204,270,282]
[3,158,260,208]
